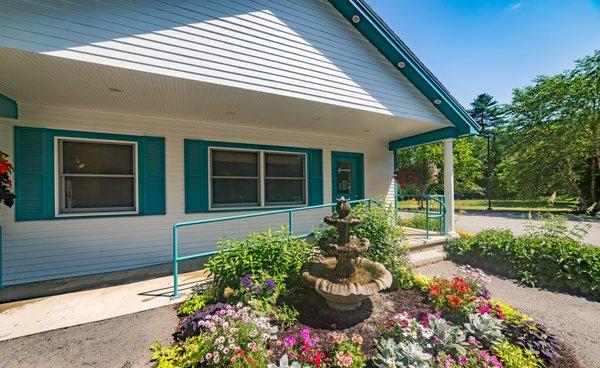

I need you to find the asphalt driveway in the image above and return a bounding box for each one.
[455,211,600,246]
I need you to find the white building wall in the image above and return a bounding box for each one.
[0,0,448,124]
[0,104,394,285]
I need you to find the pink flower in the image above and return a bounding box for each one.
[477,303,492,315]
[351,334,363,345]
[468,336,480,346]
[459,355,468,365]
[329,332,345,344]
[335,351,353,367]
[283,335,297,347]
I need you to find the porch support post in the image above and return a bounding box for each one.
[443,139,456,235]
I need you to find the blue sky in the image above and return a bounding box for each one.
[365,0,600,107]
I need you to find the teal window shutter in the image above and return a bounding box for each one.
[308,149,323,205]
[184,139,208,213]
[14,127,50,221]
[140,136,166,215]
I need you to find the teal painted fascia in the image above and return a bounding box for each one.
[0,93,17,119]
[327,0,479,136]
[388,127,458,150]
[330,151,365,199]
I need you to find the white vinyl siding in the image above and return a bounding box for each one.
[0,0,447,123]
[0,103,394,286]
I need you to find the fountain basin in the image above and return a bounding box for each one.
[301,257,393,311]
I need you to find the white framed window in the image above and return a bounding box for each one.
[55,137,138,216]
[209,148,307,209]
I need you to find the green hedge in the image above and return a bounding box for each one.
[445,229,600,300]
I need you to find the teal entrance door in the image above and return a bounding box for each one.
[331,152,364,201]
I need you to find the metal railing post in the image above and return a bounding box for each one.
[288,211,293,236]
[171,226,180,299]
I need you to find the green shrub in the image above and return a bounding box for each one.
[312,201,411,288]
[445,229,600,299]
[177,285,220,316]
[491,341,545,368]
[206,228,318,293]
[400,213,441,232]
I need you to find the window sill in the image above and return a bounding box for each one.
[54,210,140,219]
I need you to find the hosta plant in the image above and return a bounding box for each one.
[427,314,467,357]
[463,313,504,347]
[433,348,504,368]
[373,339,432,368]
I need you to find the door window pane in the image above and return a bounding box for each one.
[336,162,352,194]
[62,141,133,175]
[265,153,304,177]
[212,150,258,177]
[212,178,259,207]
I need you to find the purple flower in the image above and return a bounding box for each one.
[265,278,276,292]
[252,285,263,295]
[459,356,468,365]
[240,275,252,288]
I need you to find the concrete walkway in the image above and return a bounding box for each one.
[416,261,600,368]
[0,269,209,342]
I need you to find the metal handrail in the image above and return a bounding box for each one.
[397,194,446,238]
[424,194,446,238]
[171,198,380,298]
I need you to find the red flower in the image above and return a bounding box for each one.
[0,162,10,174]
[452,277,470,294]
[448,295,463,308]
[428,283,442,296]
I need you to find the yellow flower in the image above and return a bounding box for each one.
[223,287,235,298]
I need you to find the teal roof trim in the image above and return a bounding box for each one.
[327,0,479,139]
[389,127,458,151]
[0,92,18,119]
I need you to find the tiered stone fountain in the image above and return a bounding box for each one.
[302,198,392,311]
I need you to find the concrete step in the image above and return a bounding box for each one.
[408,248,447,267]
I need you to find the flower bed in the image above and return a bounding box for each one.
[153,223,581,367]
[444,229,600,300]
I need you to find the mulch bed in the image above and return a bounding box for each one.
[282,288,429,358]
[279,288,582,367]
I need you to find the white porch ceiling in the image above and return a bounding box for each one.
[0,47,450,143]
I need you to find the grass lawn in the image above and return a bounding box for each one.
[398,198,578,213]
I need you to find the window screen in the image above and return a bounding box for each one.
[58,140,136,214]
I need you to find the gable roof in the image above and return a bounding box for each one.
[327,0,480,149]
